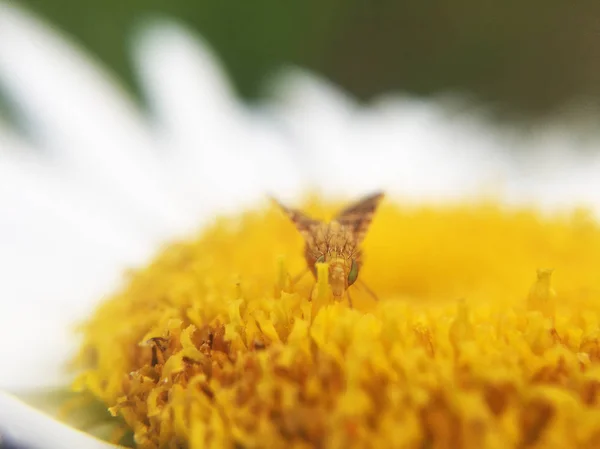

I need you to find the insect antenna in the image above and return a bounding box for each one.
[356,279,379,302]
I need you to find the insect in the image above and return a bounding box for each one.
[272,192,384,306]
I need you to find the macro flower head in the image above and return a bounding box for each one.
[4,3,600,449]
[71,197,600,449]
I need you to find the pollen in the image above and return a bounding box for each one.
[72,198,600,448]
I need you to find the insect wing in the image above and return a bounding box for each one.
[271,197,320,242]
[335,191,384,245]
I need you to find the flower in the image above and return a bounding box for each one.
[3,2,600,449]
[74,198,600,449]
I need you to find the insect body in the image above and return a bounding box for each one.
[272,192,384,303]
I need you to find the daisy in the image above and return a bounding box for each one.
[2,3,600,448]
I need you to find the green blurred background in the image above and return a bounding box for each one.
[14,0,600,118]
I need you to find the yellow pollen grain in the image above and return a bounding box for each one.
[72,199,600,449]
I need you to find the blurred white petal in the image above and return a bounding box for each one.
[264,68,359,191]
[132,21,304,217]
[0,123,156,264]
[501,128,600,213]
[0,126,155,389]
[0,392,118,449]
[266,70,511,199]
[0,3,187,239]
[132,20,239,139]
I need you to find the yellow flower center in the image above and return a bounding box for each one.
[71,198,600,448]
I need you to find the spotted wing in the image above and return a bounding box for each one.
[270,197,320,242]
[335,191,384,245]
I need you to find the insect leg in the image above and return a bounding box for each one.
[347,290,353,308]
[357,279,379,301]
[291,267,310,285]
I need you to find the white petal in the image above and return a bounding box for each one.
[0,125,155,264]
[268,70,511,200]
[267,70,600,214]
[0,391,118,449]
[0,3,187,238]
[501,126,600,215]
[132,20,239,141]
[344,97,512,200]
[132,21,304,219]
[0,124,165,389]
[264,67,358,192]
[0,159,128,389]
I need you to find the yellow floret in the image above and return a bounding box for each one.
[72,198,600,448]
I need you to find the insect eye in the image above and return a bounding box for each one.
[347,259,359,285]
[315,255,325,265]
